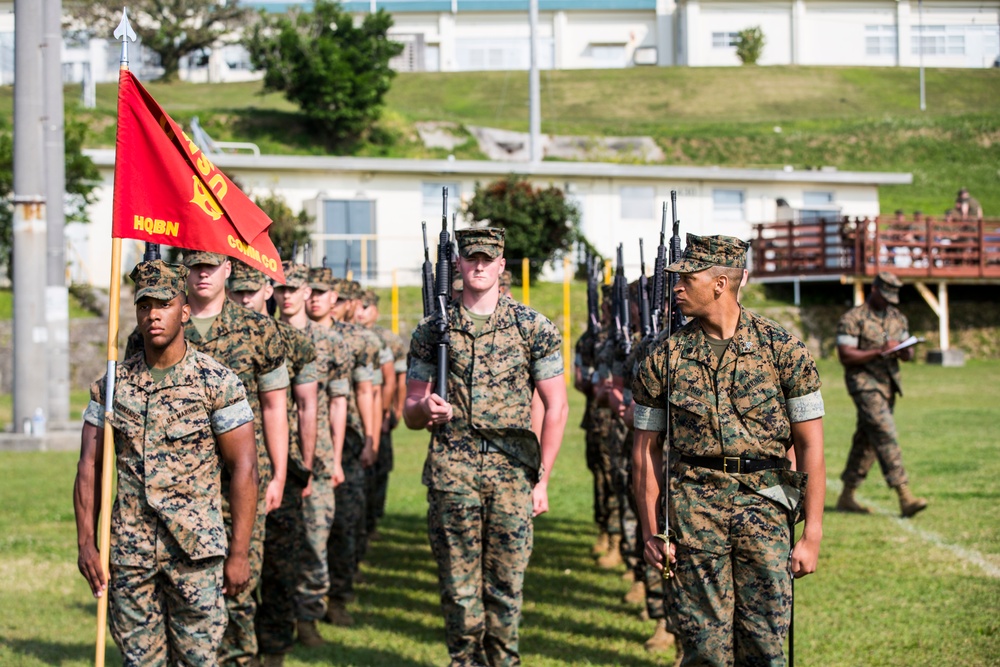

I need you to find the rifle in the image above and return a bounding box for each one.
[291,241,299,264]
[638,239,652,339]
[344,254,353,281]
[433,187,452,401]
[612,244,631,356]
[658,190,684,581]
[142,243,160,262]
[304,242,311,267]
[586,253,601,336]
[650,202,668,335]
[421,221,435,319]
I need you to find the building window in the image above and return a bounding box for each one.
[620,186,655,220]
[319,200,376,281]
[912,25,964,56]
[865,25,897,56]
[712,189,745,222]
[712,32,738,48]
[589,44,627,68]
[803,191,834,206]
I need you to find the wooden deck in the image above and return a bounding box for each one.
[751,215,1000,280]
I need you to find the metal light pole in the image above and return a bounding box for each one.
[44,0,69,427]
[12,0,49,433]
[528,0,541,163]
[919,0,926,111]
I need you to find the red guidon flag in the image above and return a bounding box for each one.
[111,68,285,284]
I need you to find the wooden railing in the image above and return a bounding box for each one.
[751,215,1000,279]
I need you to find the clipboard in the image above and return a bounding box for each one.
[881,336,925,357]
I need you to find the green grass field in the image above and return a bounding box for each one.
[1,66,997,216]
[1,357,997,666]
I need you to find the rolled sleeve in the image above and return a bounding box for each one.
[634,405,666,432]
[379,348,394,366]
[258,362,290,393]
[353,363,374,384]
[532,352,564,382]
[407,357,435,383]
[787,390,825,423]
[84,400,105,428]
[211,399,254,434]
[328,378,351,398]
[295,360,322,385]
[394,358,408,374]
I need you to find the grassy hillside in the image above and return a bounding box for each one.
[1,66,997,216]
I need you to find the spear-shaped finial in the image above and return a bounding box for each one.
[114,8,137,69]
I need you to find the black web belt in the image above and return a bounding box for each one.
[679,455,790,475]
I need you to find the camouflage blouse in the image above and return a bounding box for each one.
[84,346,254,566]
[836,301,909,397]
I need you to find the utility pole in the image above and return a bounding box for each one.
[528,0,541,163]
[12,0,50,433]
[44,0,69,427]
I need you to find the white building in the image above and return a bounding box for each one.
[74,149,910,287]
[0,0,996,86]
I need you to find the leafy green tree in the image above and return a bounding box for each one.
[0,119,100,279]
[246,0,404,150]
[465,175,582,283]
[736,26,766,65]
[70,0,251,83]
[254,192,312,260]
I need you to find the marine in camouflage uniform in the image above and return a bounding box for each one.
[586,287,620,558]
[632,235,826,667]
[573,323,611,544]
[234,262,321,658]
[296,267,352,632]
[405,227,568,667]
[361,290,408,539]
[594,318,640,574]
[75,260,258,666]
[835,271,928,517]
[319,276,375,623]
[177,251,290,665]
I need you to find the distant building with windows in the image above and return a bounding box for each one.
[73,149,909,288]
[0,0,996,86]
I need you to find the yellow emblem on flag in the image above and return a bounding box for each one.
[190,175,223,221]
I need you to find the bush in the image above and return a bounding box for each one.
[464,175,582,283]
[736,26,766,65]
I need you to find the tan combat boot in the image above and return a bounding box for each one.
[836,483,871,514]
[896,483,928,518]
[622,579,645,605]
[297,619,326,647]
[644,618,676,653]
[591,530,610,556]
[596,535,623,568]
[325,601,355,627]
[261,655,284,667]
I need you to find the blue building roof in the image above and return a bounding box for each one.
[248,1,657,13]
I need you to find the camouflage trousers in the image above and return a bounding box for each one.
[109,522,225,667]
[256,477,306,655]
[366,429,394,533]
[668,488,792,667]
[427,451,534,667]
[219,479,268,665]
[328,446,366,602]
[585,425,612,530]
[296,471,335,621]
[842,391,909,489]
[591,409,619,536]
[610,420,639,571]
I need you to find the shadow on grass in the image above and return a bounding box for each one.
[0,636,119,666]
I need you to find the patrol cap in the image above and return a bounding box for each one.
[361,289,379,307]
[666,234,748,274]
[130,260,188,304]
[309,267,333,291]
[348,281,364,300]
[873,271,902,304]
[229,261,266,292]
[499,270,512,290]
[180,250,227,267]
[456,227,505,260]
[280,261,309,289]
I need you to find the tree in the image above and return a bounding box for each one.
[246,0,404,150]
[735,26,766,65]
[0,119,100,280]
[464,175,582,283]
[253,192,312,260]
[71,0,251,83]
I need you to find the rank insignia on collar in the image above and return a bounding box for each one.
[742,340,753,352]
